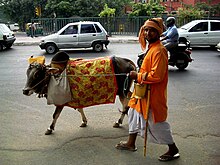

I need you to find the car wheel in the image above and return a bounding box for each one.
[93,42,103,52]
[5,44,12,49]
[210,45,216,49]
[45,43,58,54]
[0,43,3,51]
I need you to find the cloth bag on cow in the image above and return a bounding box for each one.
[47,69,73,105]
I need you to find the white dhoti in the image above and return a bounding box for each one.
[128,108,174,145]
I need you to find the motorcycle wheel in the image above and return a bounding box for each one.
[176,61,188,70]
[175,52,189,70]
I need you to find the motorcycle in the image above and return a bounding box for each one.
[137,38,193,70]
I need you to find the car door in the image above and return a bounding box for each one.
[78,23,97,48]
[208,21,220,46]
[187,21,209,46]
[57,24,78,48]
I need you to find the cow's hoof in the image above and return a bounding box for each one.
[80,123,87,127]
[113,122,120,128]
[45,129,53,135]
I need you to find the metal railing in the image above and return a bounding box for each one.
[31,16,220,36]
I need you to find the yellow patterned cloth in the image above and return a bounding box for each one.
[66,57,118,108]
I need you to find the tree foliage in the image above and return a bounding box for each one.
[0,0,132,29]
[103,0,132,16]
[128,2,165,17]
[177,2,220,20]
[99,4,116,17]
[45,0,74,18]
[1,0,219,31]
[195,2,220,16]
[0,0,47,30]
[177,4,205,20]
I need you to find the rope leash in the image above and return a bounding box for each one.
[52,72,131,99]
[28,75,49,90]
[52,73,128,77]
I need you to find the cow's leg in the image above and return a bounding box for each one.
[45,106,64,135]
[77,108,87,127]
[113,92,132,128]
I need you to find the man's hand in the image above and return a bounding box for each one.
[160,36,168,41]
[129,71,137,80]
[142,72,148,81]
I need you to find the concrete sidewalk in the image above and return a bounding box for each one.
[14,32,139,46]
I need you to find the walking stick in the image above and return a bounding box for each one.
[144,84,151,157]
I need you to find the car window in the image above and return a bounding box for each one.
[0,24,11,33]
[81,24,96,33]
[189,22,208,32]
[210,22,220,31]
[94,24,102,33]
[180,21,197,30]
[61,25,78,35]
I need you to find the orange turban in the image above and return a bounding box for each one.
[138,17,164,51]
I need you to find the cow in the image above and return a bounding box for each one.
[23,52,136,135]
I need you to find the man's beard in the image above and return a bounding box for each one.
[146,37,159,43]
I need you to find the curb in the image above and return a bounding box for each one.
[14,36,139,46]
[14,42,40,46]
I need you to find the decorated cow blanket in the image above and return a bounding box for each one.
[66,56,118,108]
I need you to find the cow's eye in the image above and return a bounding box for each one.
[29,65,33,69]
[33,71,40,79]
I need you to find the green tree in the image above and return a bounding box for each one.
[103,0,132,16]
[0,0,47,30]
[177,5,205,26]
[212,3,220,16]
[0,0,133,24]
[99,4,116,17]
[72,0,104,17]
[45,0,74,18]
[177,1,220,26]
[178,5,205,19]
[195,2,220,17]
[99,4,116,36]
[45,0,132,17]
[128,2,165,17]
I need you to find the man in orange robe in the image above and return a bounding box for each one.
[115,18,180,161]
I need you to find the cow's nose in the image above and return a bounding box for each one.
[23,89,29,95]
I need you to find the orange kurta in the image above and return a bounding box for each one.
[128,40,168,123]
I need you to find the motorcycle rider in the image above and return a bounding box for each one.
[161,17,179,61]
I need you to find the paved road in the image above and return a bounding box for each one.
[0,44,219,165]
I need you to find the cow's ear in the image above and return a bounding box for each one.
[28,56,45,64]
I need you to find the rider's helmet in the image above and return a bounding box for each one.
[166,17,175,27]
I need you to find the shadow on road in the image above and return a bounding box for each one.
[191,46,217,51]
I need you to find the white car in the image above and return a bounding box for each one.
[39,21,110,54]
[0,23,16,50]
[8,23,19,31]
[178,20,220,47]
